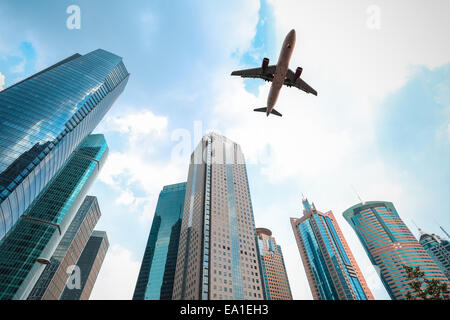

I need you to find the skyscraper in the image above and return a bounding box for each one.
[256,228,292,300]
[172,133,264,300]
[0,49,129,241]
[27,196,102,300]
[133,182,186,300]
[417,229,450,280]
[343,201,449,299]
[0,134,108,300]
[291,198,373,300]
[60,230,109,300]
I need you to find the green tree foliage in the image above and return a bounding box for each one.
[403,265,449,300]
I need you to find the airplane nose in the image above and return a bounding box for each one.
[290,29,296,39]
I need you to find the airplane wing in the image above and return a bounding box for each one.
[285,69,317,96]
[231,65,277,82]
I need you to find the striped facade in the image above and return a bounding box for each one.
[343,201,449,299]
[256,228,292,300]
[291,199,373,300]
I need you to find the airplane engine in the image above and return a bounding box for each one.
[262,58,269,73]
[294,67,303,81]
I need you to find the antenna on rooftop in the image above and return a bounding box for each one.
[350,185,365,205]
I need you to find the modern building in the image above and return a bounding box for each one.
[417,229,450,280]
[27,196,102,300]
[256,228,292,300]
[133,182,186,300]
[0,134,108,300]
[172,133,264,300]
[291,198,374,300]
[60,230,109,300]
[0,49,129,241]
[343,201,450,300]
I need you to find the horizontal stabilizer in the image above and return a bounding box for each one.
[270,109,282,117]
[253,107,282,117]
[254,107,267,113]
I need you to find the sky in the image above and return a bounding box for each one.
[0,0,449,300]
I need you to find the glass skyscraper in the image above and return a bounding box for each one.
[256,228,292,300]
[172,133,264,300]
[417,229,450,280]
[27,196,102,300]
[133,182,186,300]
[343,201,449,299]
[0,134,108,300]
[0,49,129,241]
[60,230,109,300]
[291,198,374,300]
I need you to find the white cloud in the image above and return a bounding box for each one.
[98,150,187,223]
[0,72,4,91]
[101,110,168,142]
[116,189,136,206]
[96,109,188,223]
[90,245,141,300]
[198,1,261,58]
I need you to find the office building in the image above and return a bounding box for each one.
[0,49,129,241]
[343,201,449,299]
[0,134,108,299]
[133,182,186,300]
[417,229,450,280]
[291,198,374,300]
[27,196,101,300]
[172,133,264,300]
[256,228,292,300]
[60,230,109,300]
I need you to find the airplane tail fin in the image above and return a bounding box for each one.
[253,107,282,117]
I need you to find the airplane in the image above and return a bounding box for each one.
[231,29,317,117]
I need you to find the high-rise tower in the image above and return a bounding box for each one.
[291,198,374,300]
[343,201,449,299]
[0,134,108,300]
[27,196,102,300]
[60,230,109,300]
[133,182,186,300]
[417,229,450,280]
[256,228,292,300]
[0,49,129,240]
[172,133,264,300]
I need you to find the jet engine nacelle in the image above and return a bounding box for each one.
[294,67,303,82]
[262,58,269,73]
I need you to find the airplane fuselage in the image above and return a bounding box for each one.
[266,29,296,116]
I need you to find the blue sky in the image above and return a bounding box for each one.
[0,0,449,300]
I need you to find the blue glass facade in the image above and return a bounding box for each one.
[133,182,186,300]
[0,49,129,241]
[0,134,108,300]
[291,199,373,300]
[419,231,450,280]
